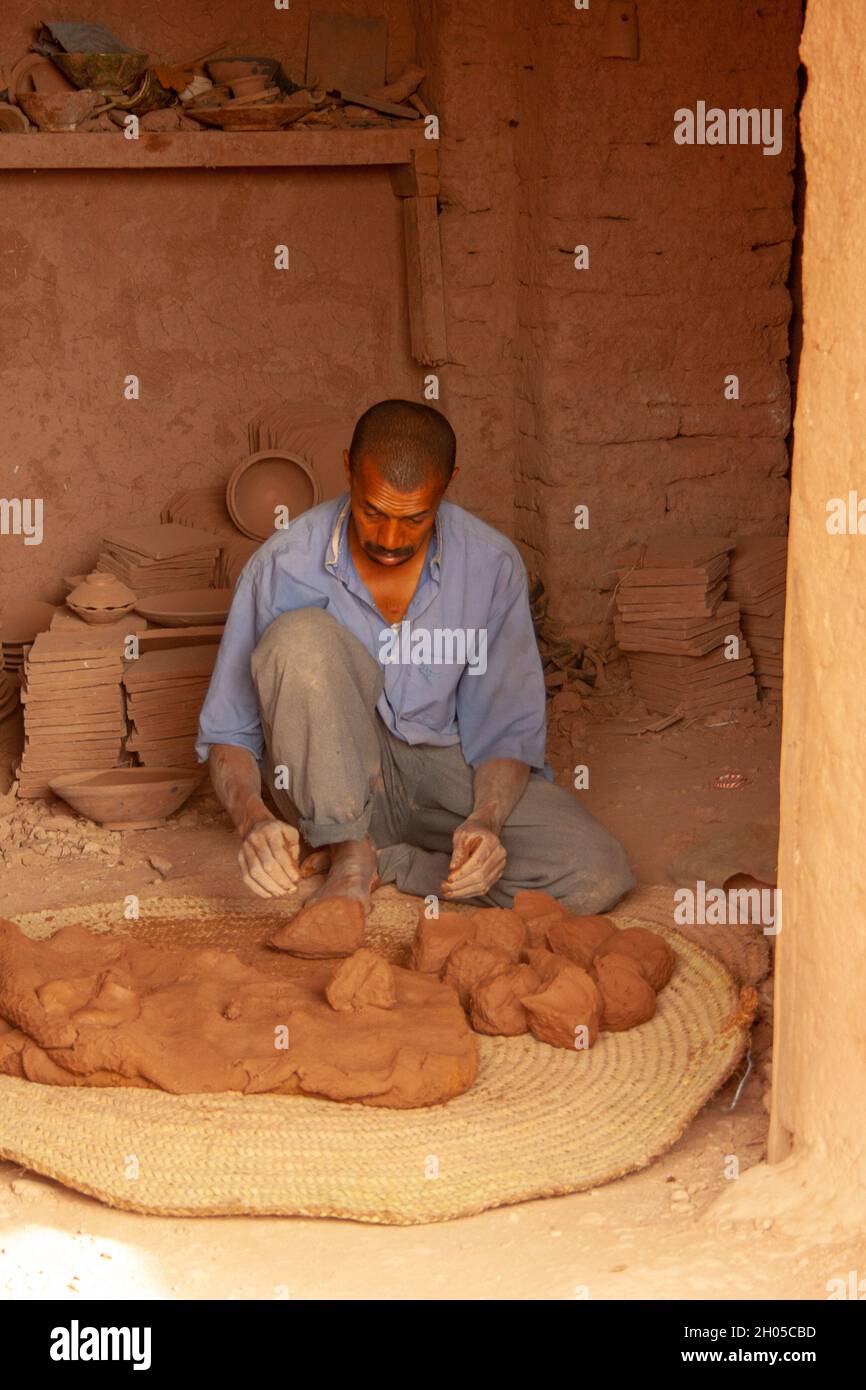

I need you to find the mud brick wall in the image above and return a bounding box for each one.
[513,0,802,631]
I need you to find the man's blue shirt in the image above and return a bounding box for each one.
[196,495,548,773]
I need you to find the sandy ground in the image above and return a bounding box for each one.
[1,697,861,1301]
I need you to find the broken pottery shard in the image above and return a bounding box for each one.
[522,961,601,1050]
[470,907,526,961]
[469,962,540,1036]
[547,914,617,971]
[0,919,477,1109]
[595,926,675,991]
[269,896,365,958]
[443,941,509,1009]
[595,953,657,1031]
[325,948,396,1012]
[408,909,475,973]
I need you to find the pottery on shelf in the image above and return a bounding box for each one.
[186,100,315,130]
[49,766,204,831]
[206,57,280,86]
[0,102,31,133]
[66,570,137,624]
[17,91,109,132]
[51,52,149,96]
[0,599,57,643]
[226,451,320,542]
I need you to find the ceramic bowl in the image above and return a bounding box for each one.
[133,589,232,626]
[226,451,320,541]
[50,766,205,830]
[52,52,149,95]
[17,91,105,131]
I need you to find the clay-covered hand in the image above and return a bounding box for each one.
[238,817,301,898]
[442,818,507,900]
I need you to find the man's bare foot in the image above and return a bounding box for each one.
[305,838,379,912]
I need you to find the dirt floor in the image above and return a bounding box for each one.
[1,693,860,1301]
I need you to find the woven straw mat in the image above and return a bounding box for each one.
[0,892,752,1224]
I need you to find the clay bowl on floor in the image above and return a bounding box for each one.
[17,91,105,131]
[133,588,232,626]
[50,767,205,831]
[226,451,320,541]
[52,52,149,95]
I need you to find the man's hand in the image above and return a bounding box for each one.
[442,816,507,900]
[238,817,301,899]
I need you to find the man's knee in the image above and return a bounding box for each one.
[519,785,635,913]
[251,606,337,681]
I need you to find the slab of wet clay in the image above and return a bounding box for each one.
[270,896,365,958]
[0,923,477,1109]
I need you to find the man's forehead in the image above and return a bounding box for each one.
[352,455,441,513]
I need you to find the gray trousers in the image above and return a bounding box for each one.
[251,608,635,914]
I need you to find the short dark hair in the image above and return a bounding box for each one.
[348,399,456,491]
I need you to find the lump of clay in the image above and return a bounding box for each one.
[443,941,509,1009]
[547,914,617,971]
[522,962,601,1050]
[511,890,567,947]
[470,907,526,962]
[512,890,567,922]
[325,948,396,1012]
[469,962,540,1036]
[595,926,675,990]
[595,952,657,1031]
[522,947,568,984]
[270,896,365,958]
[408,910,475,973]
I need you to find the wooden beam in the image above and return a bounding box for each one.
[0,128,427,170]
[402,194,448,366]
[389,143,439,198]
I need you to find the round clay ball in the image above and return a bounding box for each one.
[595,952,657,1031]
[595,925,675,991]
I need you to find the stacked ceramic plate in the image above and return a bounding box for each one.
[0,672,20,721]
[0,599,57,676]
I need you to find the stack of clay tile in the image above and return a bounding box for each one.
[98,523,221,595]
[159,486,260,590]
[726,536,787,701]
[615,537,758,716]
[124,645,217,769]
[17,632,127,798]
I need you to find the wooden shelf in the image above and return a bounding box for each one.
[0,126,429,170]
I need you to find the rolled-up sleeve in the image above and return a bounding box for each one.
[196,568,271,763]
[456,556,547,771]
